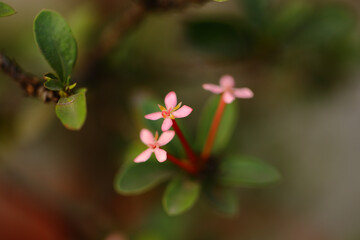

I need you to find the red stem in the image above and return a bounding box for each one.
[167,153,197,174]
[171,119,198,166]
[201,96,226,161]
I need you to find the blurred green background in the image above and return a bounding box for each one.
[1,0,360,239]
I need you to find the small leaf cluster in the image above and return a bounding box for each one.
[115,95,281,216]
[1,5,87,130]
[34,10,87,130]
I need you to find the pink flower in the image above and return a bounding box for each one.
[145,91,193,131]
[134,129,175,163]
[202,75,254,104]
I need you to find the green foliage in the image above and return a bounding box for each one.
[34,10,77,84]
[115,160,174,195]
[163,176,200,216]
[196,95,238,155]
[0,2,15,17]
[44,79,64,91]
[203,186,239,215]
[219,155,281,187]
[55,88,87,130]
[33,10,86,130]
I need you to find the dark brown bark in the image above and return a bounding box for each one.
[0,53,59,103]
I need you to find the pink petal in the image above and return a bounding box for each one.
[233,87,254,99]
[157,130,175,146]
[220,75,235,88]
[202,84,223,94]
[140,128,154,145]
[223,91,235,104]
[172,105,193,118]
[161,118,173,131]
[164,91,177,109]
[134,148,153,163]
[145,112,163,120]
[154,148,167,162]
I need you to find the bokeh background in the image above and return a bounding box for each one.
[1,0,360,239]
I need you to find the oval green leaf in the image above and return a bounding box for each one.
[115,158,174,195]
[55,88,87,130]
[44,78,64,91]
[163,176,200,216]
[34,10,77,83]
[0,2,15,17]
[219,155,281,187]
[195,95,238,155]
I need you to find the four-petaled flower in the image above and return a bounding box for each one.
[134,129,175,163]
[145,91,193,131]
[202,75,254,104]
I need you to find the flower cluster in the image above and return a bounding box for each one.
[135,91,193,163]
[134,75,253,168]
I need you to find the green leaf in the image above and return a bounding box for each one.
[184,18,253,58]
[204,186,238,215]
[44,72,58,80]
[68,82,77,90]
[34,10,77,83]
[195,95,238,155]
[219,155,281,187]
[115,156,175,195]
[55,88,87,130]
[44,78,64,91]
[163,176,200,216]
[0,2,15,17]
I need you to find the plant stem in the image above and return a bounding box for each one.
[171,119,198,166]
[167,153,197,174]
[0,53,59,102]
[201,95,226,161]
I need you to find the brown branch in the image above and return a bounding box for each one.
[80,0,210,81]
[94,4,147,61]
[93,0,209,60]
[0,53,59,103]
